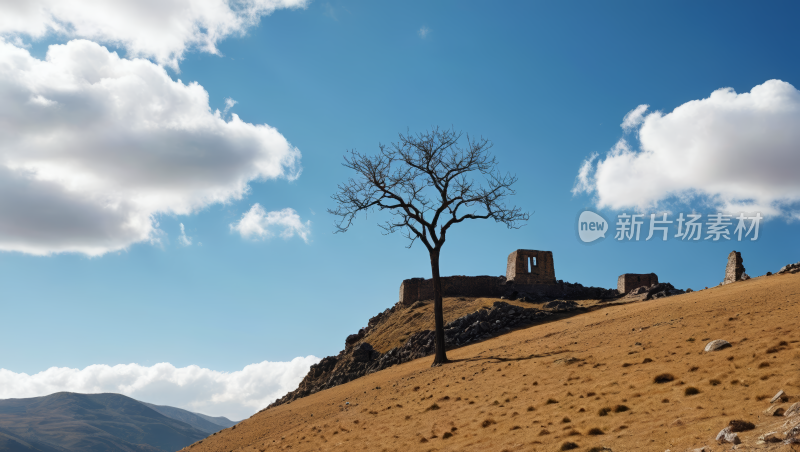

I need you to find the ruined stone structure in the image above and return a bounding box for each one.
[723,251,746,284]
[617,273,659,294]
[506,250,556,285]
[399,275,504,307]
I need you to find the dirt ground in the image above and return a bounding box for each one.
[182,273,800,452]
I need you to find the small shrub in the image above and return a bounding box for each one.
[642,358,653,363]
[687,337,695,342]
[426,403,440,411]
[729,420,755,432]
[661,398,669,403]
[587,427,605,435]
[420,437,428,443]
[758,362,770,368]
[527,406,535,412]
[586,392,596,397]
[684,387,700,396]
[654,373,675,384]
[442,432,453,439]
[562,416,571,423]
[566,429,581,436]
[546,398,559,404]
[598,407,611,416]
[709,379,721,386]
[622,363,632,368]
[413,386,420,391]
[481,419,496,428]
[538,429,551,436]
[560,442,579,451]
[613,404,629,413]
[578,407,585,412]
[689,366,699,372]
[510,425,521,431]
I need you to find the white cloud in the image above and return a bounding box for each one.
[0,357,319,420]
[223,97,238,116]
[574,80,800,218]
[418,26,430,38]
[0,39,301,256]
[178,223,192,246]
[620,104,649,132]
[0,0,309,70]
[230,204,311,242]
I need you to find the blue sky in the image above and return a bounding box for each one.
[1,1,799,418]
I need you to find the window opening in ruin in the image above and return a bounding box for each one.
[526,258,530,273]
[532,256,537,267]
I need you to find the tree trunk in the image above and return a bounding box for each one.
[429,249,449,366]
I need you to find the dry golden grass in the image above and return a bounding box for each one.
[182,273,800,452]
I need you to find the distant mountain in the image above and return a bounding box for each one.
[0,392,207,452]
[140,403,237,434]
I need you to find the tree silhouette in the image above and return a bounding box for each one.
[329,127,529,366]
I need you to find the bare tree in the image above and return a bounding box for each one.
[328,127,529,366]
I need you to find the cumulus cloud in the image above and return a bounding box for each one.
[620,104,649,132]
[0,0,308,70]
[0,357,318,420]
[573,80,800,218]
[230,204,311,242]
[0,39,301,256]
[418,26,430,38]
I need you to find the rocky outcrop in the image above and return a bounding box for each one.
[502,280,619,302]
[625,282,685,300]
[265,301,553,410]
[779,262,800,275]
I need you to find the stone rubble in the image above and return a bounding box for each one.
[779,262,800,274]
[625,282,685,300]
[265,301,553,410]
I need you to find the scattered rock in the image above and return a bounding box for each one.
[785,402,800,417]
[771,390,786,403]
[715,426,741,444]
[728,419,755,432]
[544,300,578,311]
[757,431,782,443]
[626,282,685,300]
[765,405,785,416]
[778,262,800,274]
[704,339,731,352]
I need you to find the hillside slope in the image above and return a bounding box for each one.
[141,402,238,434]
[181,272,800,452]
[0,393,208,452]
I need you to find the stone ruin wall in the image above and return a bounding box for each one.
[506,250,557,285]
[399,275,504,307]
[400,249,558,306]
[617,273,659,294]
[723,251,745,284]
